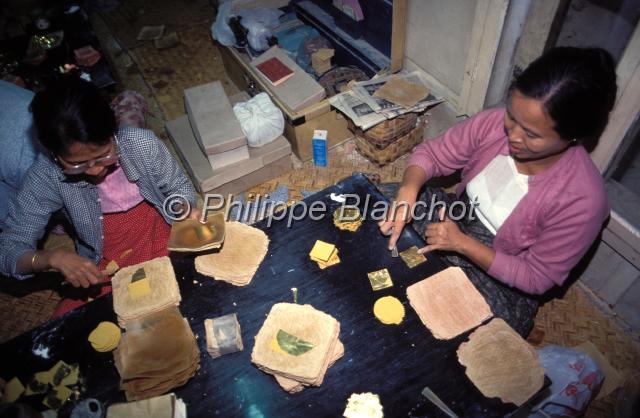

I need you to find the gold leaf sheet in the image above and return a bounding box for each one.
[407,267,492,339]
[167,212,226,252]
[399,246,427,268]
[367,269,393,291]
[457,318,544,406]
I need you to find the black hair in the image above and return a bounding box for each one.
[513,47,617,150]
[30,76,116,156]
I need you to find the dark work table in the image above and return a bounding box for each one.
[0,174,520,417]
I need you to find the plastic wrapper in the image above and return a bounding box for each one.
[529,345,604,417]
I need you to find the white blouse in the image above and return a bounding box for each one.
[466,154,529,235]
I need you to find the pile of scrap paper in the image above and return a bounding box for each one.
[251,303,343,393]
[111,257,199,401]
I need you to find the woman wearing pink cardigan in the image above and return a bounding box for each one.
[379,47,617,336]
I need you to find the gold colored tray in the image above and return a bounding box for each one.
[167,212,226,252]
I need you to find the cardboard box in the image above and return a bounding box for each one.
[311,48,334,75]
[207,145,250,170]
[220,46,353,161]
[184,81,247,155]
[166,115,292,194]
[250,46,326,112]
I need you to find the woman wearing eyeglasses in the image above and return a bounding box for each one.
[0,77,198,316]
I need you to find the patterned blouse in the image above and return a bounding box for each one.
[0,127,196,279]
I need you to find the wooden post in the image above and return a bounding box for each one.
[391,0,407,73]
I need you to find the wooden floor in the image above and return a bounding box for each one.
[1,1,638,415]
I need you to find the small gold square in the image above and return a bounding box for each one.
[317,251,340,269]
[399,246,427,268]
[310,240,336,262]
[367,268,394,291]
[128,277,151,299]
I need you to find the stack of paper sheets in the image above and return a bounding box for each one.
[195,222,269,286]
[204,313,243,358]
[251,303,343,393]
[113,308,200,401]
[330,71,444,130]
[112,257,181,328]
[309,240,340,269]
[406,267,493,339]
[107,393,187,418]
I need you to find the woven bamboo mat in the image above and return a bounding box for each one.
[533,283,640,418]
[97,0,214,49]
[0,290,60,343]
[128,23,238,120]
[246,140,409,202]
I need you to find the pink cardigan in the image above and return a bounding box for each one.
[408,108,609,294]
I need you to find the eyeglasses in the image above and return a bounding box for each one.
[57,137,120,175]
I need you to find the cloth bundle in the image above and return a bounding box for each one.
[251,303,343,393]
[195,222,269,286]
[113,307,200,401]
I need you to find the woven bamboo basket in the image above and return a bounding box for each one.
[354,118,426,166]
[318,66,369,97]
[349,113,418,150]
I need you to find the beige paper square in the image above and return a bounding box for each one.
[373,75,429,109]
[407,267,492,339]
[251,303,339,384]
[112,257,181,327]
[457,318,544,406]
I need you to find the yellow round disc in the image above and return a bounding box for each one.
[88,321,121,352]
[373,296,405,325]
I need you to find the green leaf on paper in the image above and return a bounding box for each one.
[131,268,146,282]
[276,329,315,356]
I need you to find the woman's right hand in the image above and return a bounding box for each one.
[45,248,104,288]
[378,187,418,250]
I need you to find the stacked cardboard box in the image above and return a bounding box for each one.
[167,82,292,195]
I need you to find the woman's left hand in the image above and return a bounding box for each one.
[418,208,469,254]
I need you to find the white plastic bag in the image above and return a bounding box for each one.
[239,8,283,51]
[211,1,235,47]
[527,345,604,418]
[233,93,284,147]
